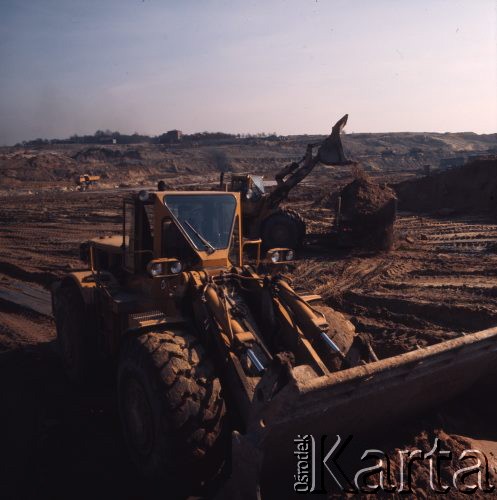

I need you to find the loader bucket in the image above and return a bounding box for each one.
[317,113,352,166]
[229,326,497,499]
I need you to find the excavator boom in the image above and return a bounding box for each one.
[268,114,353,208]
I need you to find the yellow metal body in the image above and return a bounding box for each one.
[153,191,243,269]
[77,174,100,184]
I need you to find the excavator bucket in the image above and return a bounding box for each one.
[228,325,497,498]
[317,113,352,166]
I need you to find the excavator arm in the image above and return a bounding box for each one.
[268,114,352,208]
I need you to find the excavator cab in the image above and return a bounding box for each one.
[225,174,265,202]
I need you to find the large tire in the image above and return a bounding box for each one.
[118,330,226,493]
[54,280,96,383]
[261,208,306,250]
[284,208,306,243]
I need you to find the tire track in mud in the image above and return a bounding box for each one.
[293,211,497,360]
[400,215,497,253]
[0,282,52,317]
[0,192,122,350]
[0,180,496,497]
[0,298,53,350]
[0,261,57,287]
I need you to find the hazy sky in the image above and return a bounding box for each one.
[0,0,496,145]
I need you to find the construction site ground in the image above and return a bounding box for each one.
[1,161,497,497]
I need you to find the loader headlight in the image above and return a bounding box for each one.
[246,188,254,200]
[169,261,182,274]
[138,190,150,202]
[266,248,294,265]
[148,262,164,277]
[147,259,183,277]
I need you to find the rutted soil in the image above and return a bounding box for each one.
[1,168,497,496]
[292,206,497,359]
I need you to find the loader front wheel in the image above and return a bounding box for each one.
[118,330,226,493]
[261,209,305,250]
[285,208,306,241]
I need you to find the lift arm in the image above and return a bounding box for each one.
[268,114,352,208]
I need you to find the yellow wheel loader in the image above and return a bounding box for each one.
[76,174,100,191]
[52,187,497,498]
[221,114,352,250]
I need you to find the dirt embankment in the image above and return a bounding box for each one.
[0,151,77,185]
[394,157,497,216]
[1,131,495,194]
[340,175,397,250]
[71,147,142,162]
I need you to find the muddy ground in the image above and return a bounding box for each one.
[1,150,497,498]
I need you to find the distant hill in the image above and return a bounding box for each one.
[0,132,495,193]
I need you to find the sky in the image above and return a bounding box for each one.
[0,0,496,145]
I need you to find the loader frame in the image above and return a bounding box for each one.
[52,187,497,500]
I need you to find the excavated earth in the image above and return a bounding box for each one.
[1,145,497,498]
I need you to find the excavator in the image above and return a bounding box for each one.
[221,114,353,249]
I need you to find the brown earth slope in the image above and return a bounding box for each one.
[1,131,496,194]
[394,157,497,216]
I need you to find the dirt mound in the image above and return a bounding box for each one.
[0,150,76,185]
[337,172,397,250]
[72,147,142,162]
[341,173,397,217]
[394,157,497,216]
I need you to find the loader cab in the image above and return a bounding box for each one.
[225,174,269,224]
[83,193,153,275]
[122,192,155,274]
[161,192,241,268]
[121,190,244,275]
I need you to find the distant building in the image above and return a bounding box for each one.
[159,130,183,144]
[96,135,115,145]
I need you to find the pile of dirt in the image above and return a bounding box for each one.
[394,157,497,216]
[72,147,142,162]
[337,172,397,250]
[341,174,396,217]
[0,151,76,185]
